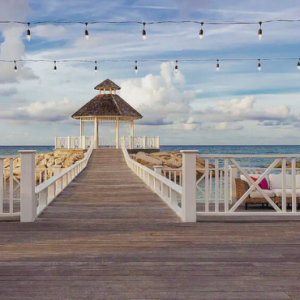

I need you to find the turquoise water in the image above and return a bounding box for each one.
[1,145,300,167]
[161,145,300,168]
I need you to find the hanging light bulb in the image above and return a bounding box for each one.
[199,22,204,39]
[135,61,138,74]
[297,59,300,70]
[54,61,57,73]
[175,60,178,73]
[142,22,146,40]
[258,59,261,71]
[14,61,17,73]
[94,61,98,74]
[258,21,262,40]
[216,59,220,71]
[27,22,31,42]
[85,22,89,40]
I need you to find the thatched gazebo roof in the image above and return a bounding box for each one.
[72,79,142,120]
[94,79,120,90]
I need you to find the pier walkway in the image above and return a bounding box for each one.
[1,150,300,299]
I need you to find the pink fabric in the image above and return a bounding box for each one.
[250,176,269,190]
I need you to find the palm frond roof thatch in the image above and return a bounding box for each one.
[94,79,121,90]
[72,84,142,120]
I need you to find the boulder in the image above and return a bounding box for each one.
[55,157,66,166]
[64,157,75,168]
[136,152,162,168]
[46,157,55,168]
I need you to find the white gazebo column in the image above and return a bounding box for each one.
[80,119,85,149]
[130,120,134,137]
[116,117,119,149]
[94,117,98,149]
[80,118,84,137]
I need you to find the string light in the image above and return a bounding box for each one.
[258,21,262,40]
[85,22,89,40]
[14,61,17,73]
[54,61,57,73]
[135,61,138,74]
[199,22,204,39]
[175,60,178,73]
[3,57,300,73]
[26,22,31,41]
[142,22,146,40]
[94,61,97,73]
[258,59,261,71]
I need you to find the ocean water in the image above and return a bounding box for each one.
[160,145,300,168]
[1,145,300,168]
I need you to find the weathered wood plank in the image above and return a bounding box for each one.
[0,149,300,299]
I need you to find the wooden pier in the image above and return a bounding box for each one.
[1,149,300,299]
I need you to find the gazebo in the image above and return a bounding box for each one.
[71,79,143,149]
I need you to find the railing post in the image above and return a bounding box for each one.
[67,136,71,149]
[180,150,198,222]
[54,136,57,149]
[82,136,86,150]
[154,165,163,194]
[156,136,160,149]
[19,150,37,223]
[143,136,147,149]
[229,166,238,204]
[53,165,62,193]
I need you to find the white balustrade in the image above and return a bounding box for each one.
[56,136,160,150]
[121,138,196,222]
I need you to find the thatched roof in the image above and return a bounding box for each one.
[72,94,142,119]
[94,79,120,90]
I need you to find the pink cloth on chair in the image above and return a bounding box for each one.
[250,176,269,190]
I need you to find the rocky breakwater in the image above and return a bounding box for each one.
[130,151,215,182]
[3,152,84,183]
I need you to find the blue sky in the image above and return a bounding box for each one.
[0,0,300,145]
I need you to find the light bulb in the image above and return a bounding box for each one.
[26,23,31,42]
[142,22,146,40]
[27,29,31,41]
[135,67,138,74]
[199,29,203,39]
[85,23,89,40]
[297,60,300,70]
[94,61,97,73]
[199,22,204,39]
[14,61,17,73]
[258,60,261,71]
[175,60,178,73]
[54,61,57,73]
[258,22,262,40]
[216,60,220,71]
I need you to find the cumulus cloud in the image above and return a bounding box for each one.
[120,62,194,126]
[0,98,76,123]
[0,0,38,83]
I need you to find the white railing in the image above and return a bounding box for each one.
[33,142,94,221]
[55,136,93,150]
[123,136,160,149]
[121,138,188,220]
[99,137,116,148]
[56,136,160,150]
[0,155,21,218]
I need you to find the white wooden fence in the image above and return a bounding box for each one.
[0,143,94,222]
[55,136,160,150]
[161,153,300,219]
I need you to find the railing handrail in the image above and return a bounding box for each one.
[122,142,182,195]
[198,154,300,158]
[0,155,19,159]
[35,142,94,194]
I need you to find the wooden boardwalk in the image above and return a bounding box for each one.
[1,149,300,299]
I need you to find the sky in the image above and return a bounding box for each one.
[0,0,300,145]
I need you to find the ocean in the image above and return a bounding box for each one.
[0,145,300,168]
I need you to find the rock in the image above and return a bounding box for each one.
[46,157,55,168]
[165,157,182,168]
[136,152,162,167]
[64,157,75,168]
[55,157,66,166]
[37,158,48,168]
